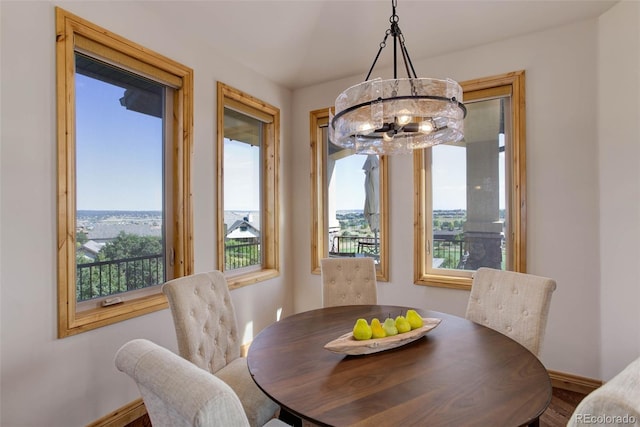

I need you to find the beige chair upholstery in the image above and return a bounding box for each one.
[568,356,640,426]
[162,272,279,427]
[115,339,289,427]
[320,257,377,307]
[465,267,556,357]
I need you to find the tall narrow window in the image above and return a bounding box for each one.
[223,109,262,271]
[414,71,525,289]
[74,54,171,303]
[310,108,389,280]
[56,8,193,337]
[217,83,279,288]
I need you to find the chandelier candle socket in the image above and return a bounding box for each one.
[330,0,467,155]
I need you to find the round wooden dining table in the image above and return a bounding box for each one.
[247,305,552,427]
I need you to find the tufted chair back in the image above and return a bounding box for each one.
[163,271,240,374]
[162,272,280,427]
[465,267,557,357]
[320,257,378,307]
[115,338,251,427]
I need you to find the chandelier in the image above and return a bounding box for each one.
[329,0,467,155]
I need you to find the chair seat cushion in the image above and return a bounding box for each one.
[568,357,640,426]
[215,357,279,427]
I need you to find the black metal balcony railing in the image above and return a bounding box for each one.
[330,235,380,257]
[225,241,261,270]
[330,236,467,268]
[432,239,466,269]
[76,254,164,302]
[75,235,503,301]
[433,238,508,270]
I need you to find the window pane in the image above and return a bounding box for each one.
[431,143,467,269]
[431,97,506,272]
[216,82,279,287]
[223,108,262,271]
[310,108,388,280]
[74,53,166,302]
[414,71,525,290]
[327,139,380,264]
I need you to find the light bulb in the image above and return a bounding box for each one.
[382,131,395,142]
[396,110,412,126]
[358,122,376,134]
[419,120,434,133]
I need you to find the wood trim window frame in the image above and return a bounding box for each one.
[216,82,280,289]
[55,8,194,337]
[413,71,526,290]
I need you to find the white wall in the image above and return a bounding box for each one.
[598,0,640,380]
[2,2,639,425]
[291,19,606,378]
[0,2,292,426]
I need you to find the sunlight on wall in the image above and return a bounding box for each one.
[242,321,254,345]
[277,307,283,321]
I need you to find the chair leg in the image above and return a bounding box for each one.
[278,408,302,427]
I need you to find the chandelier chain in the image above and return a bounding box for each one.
[364,1,418,82]
[365,31,391,81]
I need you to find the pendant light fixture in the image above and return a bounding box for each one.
[330,0,467,155]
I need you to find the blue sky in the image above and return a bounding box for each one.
[432,144,468,210]
[333,154,368,211]
[224,139,261,211]
[432,142,506,211]
[333,147,491,212]
[75,73,503,213]
[75,74,163,211]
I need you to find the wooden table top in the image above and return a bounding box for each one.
[247,305,552,427]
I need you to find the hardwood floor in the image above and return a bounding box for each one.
[540,387,587,427]
[127,387,587,427]
[125,414,150,427]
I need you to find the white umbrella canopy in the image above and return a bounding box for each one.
[362,154,380,233]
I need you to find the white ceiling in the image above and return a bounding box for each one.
[146,0,617,90]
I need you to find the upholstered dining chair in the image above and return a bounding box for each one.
[465,267,557,357]
[567,356,640,427]
[320,257,377,307]
[115,339,289,427]
[162,271,279,427]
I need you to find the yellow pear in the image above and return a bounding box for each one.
[406,309,424,330]
[370,318,387,339]
[395,315,411,334]
[352,318,372,340]
[382,317,398,336]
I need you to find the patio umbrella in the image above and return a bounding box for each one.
[363,154,380,235]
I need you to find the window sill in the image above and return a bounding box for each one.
[226,268,279,290]
[59,292,168,338]
[414,274,472,291]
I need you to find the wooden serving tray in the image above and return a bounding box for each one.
[324,318,442,355]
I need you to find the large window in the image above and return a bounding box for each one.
[217,82,280,288]
[56,8,193,337]
[414,71,526,289]
[310,108,389,281]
